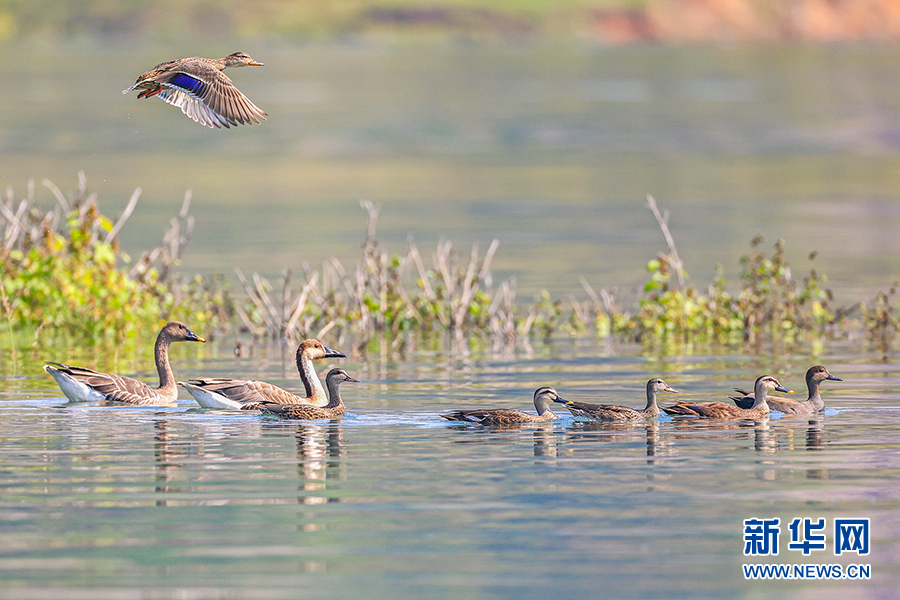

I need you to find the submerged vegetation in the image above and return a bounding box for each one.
[1,175,897,357]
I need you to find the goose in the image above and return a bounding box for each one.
[440,387,563,425]
[44,321,205,406]
[180,339,345,410]
[259,369,358,420]
[554,378,678,421]
[731,365,841,414]
[123,52,267,128]
[662,375,791,419]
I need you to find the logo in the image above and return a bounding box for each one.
[742,517,871,580]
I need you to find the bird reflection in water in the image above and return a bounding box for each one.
[153,418,184,505]
[294,422,345,508]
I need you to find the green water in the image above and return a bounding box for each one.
[2,40,900,303]
[2,38,900,598]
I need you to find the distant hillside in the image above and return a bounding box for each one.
[2,0,899,42]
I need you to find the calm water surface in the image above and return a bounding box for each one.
[2,38,900,598]
[3,340,899,599]
[2,40,900,303]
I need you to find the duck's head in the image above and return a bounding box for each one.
[755,375,792,395]
[534,386,565,409]
[223,52,264,67]
[161,321,205,343]
[807,365,842,384]
[297,339,346,361]
[325,368,359,385]
[647,378,679,395]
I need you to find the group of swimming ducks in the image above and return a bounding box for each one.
[43,321,842,424]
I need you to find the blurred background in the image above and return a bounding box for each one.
[3,0,900,306]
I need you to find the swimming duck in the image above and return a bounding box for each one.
[44,321,205,406]
[259,369,358,420]
[554,378,679,421]
[123,52,267,128]
[179,339,345,410]
[440,387,563,425]
[662,375,791,419]
[731,365,841,414]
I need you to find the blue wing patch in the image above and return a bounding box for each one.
[169,73,206,96]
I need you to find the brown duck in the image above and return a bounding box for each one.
[440,387,563,425]
[730,365,841,415]
[123,52,267,128]
[554,378,679,421]
[180,339,345,410]
[44,321,205,406]
[662,375,791,419]
[259,369,358,420]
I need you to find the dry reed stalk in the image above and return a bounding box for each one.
[646,194,685,290]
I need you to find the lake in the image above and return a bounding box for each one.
[1,37,900,598]
[4,338,900,598]
[2,39,900,304]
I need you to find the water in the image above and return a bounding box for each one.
[3,339,900,598]
[2,40,900,303]
[2,38,900,597]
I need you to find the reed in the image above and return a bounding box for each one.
[2,173,897,356]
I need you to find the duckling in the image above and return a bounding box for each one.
[554,378,678,421]
[123,52,267,128]
[440,387,563,425]
[731,365,841,415]
[662,375,791,419]
[44,321,205,406]
[259,369,358,420]
[180,339,345,410]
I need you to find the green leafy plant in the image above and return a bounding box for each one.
[0,173,234,349]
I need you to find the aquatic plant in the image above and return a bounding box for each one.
[2,173,896,357]
[0,173,234,349]
[236,201,518,346]
[861,284,899,361]
[626,196,841,352]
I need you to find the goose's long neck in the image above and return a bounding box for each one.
[297,352,327,403]
[154,333,175,392]
[324,379,345,410]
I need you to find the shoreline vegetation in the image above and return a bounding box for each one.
[2,1,900,44]
[1,173,897,358]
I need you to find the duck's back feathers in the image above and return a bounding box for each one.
[562,401,646,421]
[661,401,738,418]
[258,369,358,420]
[440,408,545,425]
[440,386,562,425]
[259,403,345,420]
